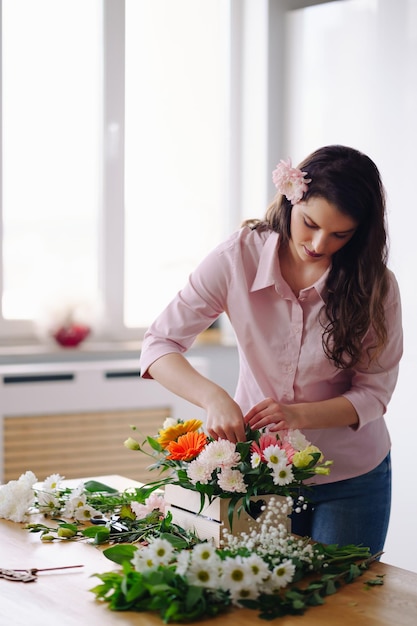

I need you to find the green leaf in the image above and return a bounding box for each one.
[307,590,325,606]
[325,579,338,595]
[103,544,137,565]
[163,600,182,622]
[185,585,204,609]
[93,529,111,544]
[346,563,362,583]
[82,526,110,543]
[365,577,384,587]
[57,522,78,532]
[125,574,147,603]
[90,572,124,599]
[159,532,189,550]
[148,583,175,597]
[120,503,136,520]
[83,480,118,494]
[143,569,169,587]
[291,598,307,610]
[146,435,164,453]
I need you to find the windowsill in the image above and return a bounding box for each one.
[0,340,143,366]
[0,330,237,366]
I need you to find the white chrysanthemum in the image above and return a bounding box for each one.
[0,471,37,522]
[198,439,241,470]
[162,417,178,429]
[147,537,175,566]
[63,492,87,518]
[186,560,222,588]
[71,482,86,497]
[132,547,158,572]
[36,491,61,513]
[269,559,296,589]
[220,556,255,591]
[217,468,247,493]
[190,542,221,566]
[63,482,86,506]
[286,429,310,451]
[21,470,38,488]
[272,464,294,486]
[244,553,270,583]
[42,473,64,492]
[73,504,100,522]
[174,549,191,576]
[229,584,259,605]
[186,459,213,485]
[250,451,261,468]
[263,445,288,468]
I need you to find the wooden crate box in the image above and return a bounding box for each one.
[164,483,290,546]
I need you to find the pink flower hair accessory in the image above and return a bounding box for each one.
[272,158,311,205]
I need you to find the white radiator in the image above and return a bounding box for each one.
[0,358,207,483]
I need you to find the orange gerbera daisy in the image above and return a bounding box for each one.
[157,419,203,449]
[166,431,208,461]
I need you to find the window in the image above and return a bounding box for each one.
[1,0,102,337]
[3,1,345,344]
[124,0,229,327]
[0,0,233,341]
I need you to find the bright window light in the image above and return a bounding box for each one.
[2,0,101,320]
[124,0,229,327]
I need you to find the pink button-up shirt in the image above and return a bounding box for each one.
[140,227,403,483]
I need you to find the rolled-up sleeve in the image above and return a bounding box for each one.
[343,271,403,429]
[139,237,234,378]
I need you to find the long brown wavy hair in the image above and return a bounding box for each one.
[244,145,389,369]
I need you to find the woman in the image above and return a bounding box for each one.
[139,145,403,554]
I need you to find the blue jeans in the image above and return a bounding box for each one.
[290,453,391,556]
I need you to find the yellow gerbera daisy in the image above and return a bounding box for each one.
[157,419,203,449]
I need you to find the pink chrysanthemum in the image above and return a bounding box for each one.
[198,439,241,471]
[217,468,247,493]
[186,459,213,485]
[272,158,311,205]
[131,493,166,519]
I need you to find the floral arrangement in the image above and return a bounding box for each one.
[91,496,380,622]
[0,466,382,622]
[124,418,333,527]
[272,157,311,205]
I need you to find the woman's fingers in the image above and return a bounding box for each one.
[244,398,288,430]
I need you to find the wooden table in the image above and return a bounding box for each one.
[1,475,416,626]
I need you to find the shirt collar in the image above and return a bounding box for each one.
[301,269,329,303]
[250,231,279,292]
[250,231,329,302]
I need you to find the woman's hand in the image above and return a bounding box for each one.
[244,397,294,431]
[244,396,359,431]
[205,393,246,443]
[148,353,246,442]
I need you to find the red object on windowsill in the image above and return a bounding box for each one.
[53,324,91,348]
